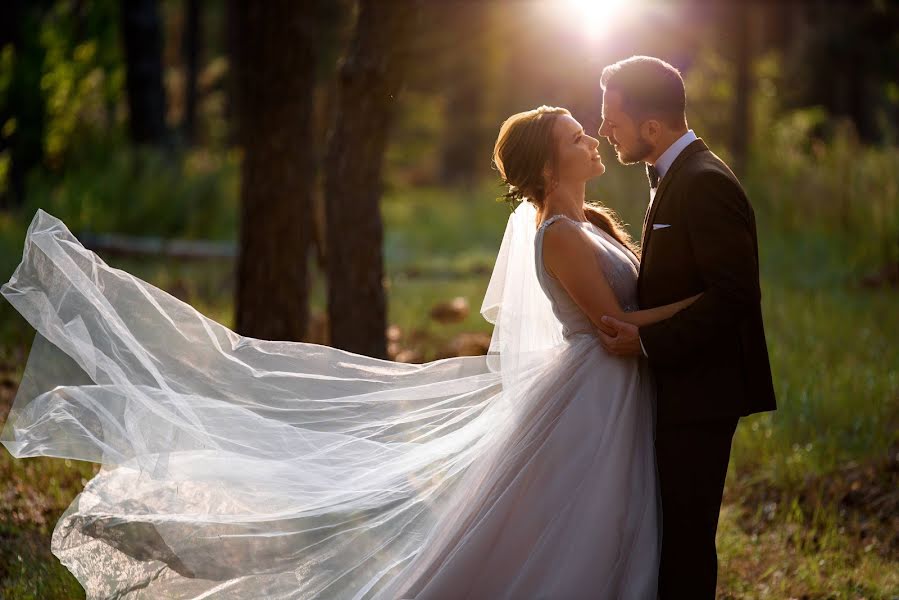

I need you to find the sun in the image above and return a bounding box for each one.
[560,0,629,40]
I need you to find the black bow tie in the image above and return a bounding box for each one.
[646,164,660,189]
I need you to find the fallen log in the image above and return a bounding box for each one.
[78,232,236,261]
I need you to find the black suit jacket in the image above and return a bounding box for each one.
[638,139,776,428]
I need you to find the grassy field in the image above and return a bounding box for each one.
[0,178,897,598]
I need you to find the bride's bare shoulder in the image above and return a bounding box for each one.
[541,218,592,271]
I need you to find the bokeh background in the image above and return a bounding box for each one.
[0,0,897,597]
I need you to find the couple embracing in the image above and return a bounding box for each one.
[461,54,777,598]
[495,56,775,599]
[1,56,775,599]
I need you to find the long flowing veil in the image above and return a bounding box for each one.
[0,203,567,598]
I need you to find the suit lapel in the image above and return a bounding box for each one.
[639,139,709,263]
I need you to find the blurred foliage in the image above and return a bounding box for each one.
[785,0,899,145]
[748,112,899,270]
[684,50,899,272]
[21,140,238,240]
[39,0,123,164]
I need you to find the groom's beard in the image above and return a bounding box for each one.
[614,135,653,165]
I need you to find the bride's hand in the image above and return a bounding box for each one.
[597,317,641,357]
[596,319,617,336]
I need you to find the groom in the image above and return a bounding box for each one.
[596,56,776,598]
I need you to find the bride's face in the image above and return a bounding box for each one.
[549,115,604,184]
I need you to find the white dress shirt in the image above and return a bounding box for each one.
[640,130,697,358]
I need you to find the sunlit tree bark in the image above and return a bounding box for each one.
[234,2,318,341]
[323,0,417,358]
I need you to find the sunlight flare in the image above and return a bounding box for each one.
[559,0,630,40]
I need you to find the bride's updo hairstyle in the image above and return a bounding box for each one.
[493,106,637,254]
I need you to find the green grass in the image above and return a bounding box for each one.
[382,182,508,272]
[715,502,899,598]
[0,524,86,600]
[0,448,95,600]
[733,228,899,486]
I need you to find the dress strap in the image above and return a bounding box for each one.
[537,214,584,233]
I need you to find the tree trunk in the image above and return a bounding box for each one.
[120,0,167,146]
[182,0,201,145]
[730,0,752,177]
[1,0,48,209]
[323,0,416,358]
[234,2,318,341]
[439,1,488,187]
[224,0,241,146]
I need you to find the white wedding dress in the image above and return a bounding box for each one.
[1,207,658,599]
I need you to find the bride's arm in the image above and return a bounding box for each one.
[543,221,703,334]
[617,293,702,327]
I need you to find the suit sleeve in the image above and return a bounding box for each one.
[638,171,761,366]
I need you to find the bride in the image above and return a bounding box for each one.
[1,106,699,599]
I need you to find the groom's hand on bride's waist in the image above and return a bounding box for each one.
[597,316,642,357]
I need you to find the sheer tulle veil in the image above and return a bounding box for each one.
[0,203,572,598]
[481,199,564,385]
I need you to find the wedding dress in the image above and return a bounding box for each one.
[1,204,658,599]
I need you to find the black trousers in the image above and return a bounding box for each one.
[655,417,739,600]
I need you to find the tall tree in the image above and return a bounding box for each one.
[182,0,201,145]
[1,0,49,209]
[786,0,899,144]
[233,2,319,341]
[730,0,752,177]
[224,0,240,146]
[437,1,490,187]
[120,0,167,145]
[323,0,417,358]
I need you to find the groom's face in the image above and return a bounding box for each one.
[599,89,653,165]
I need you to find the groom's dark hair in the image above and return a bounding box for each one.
[600,56,687,130]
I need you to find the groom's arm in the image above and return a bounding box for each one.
[638,171,761,366]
